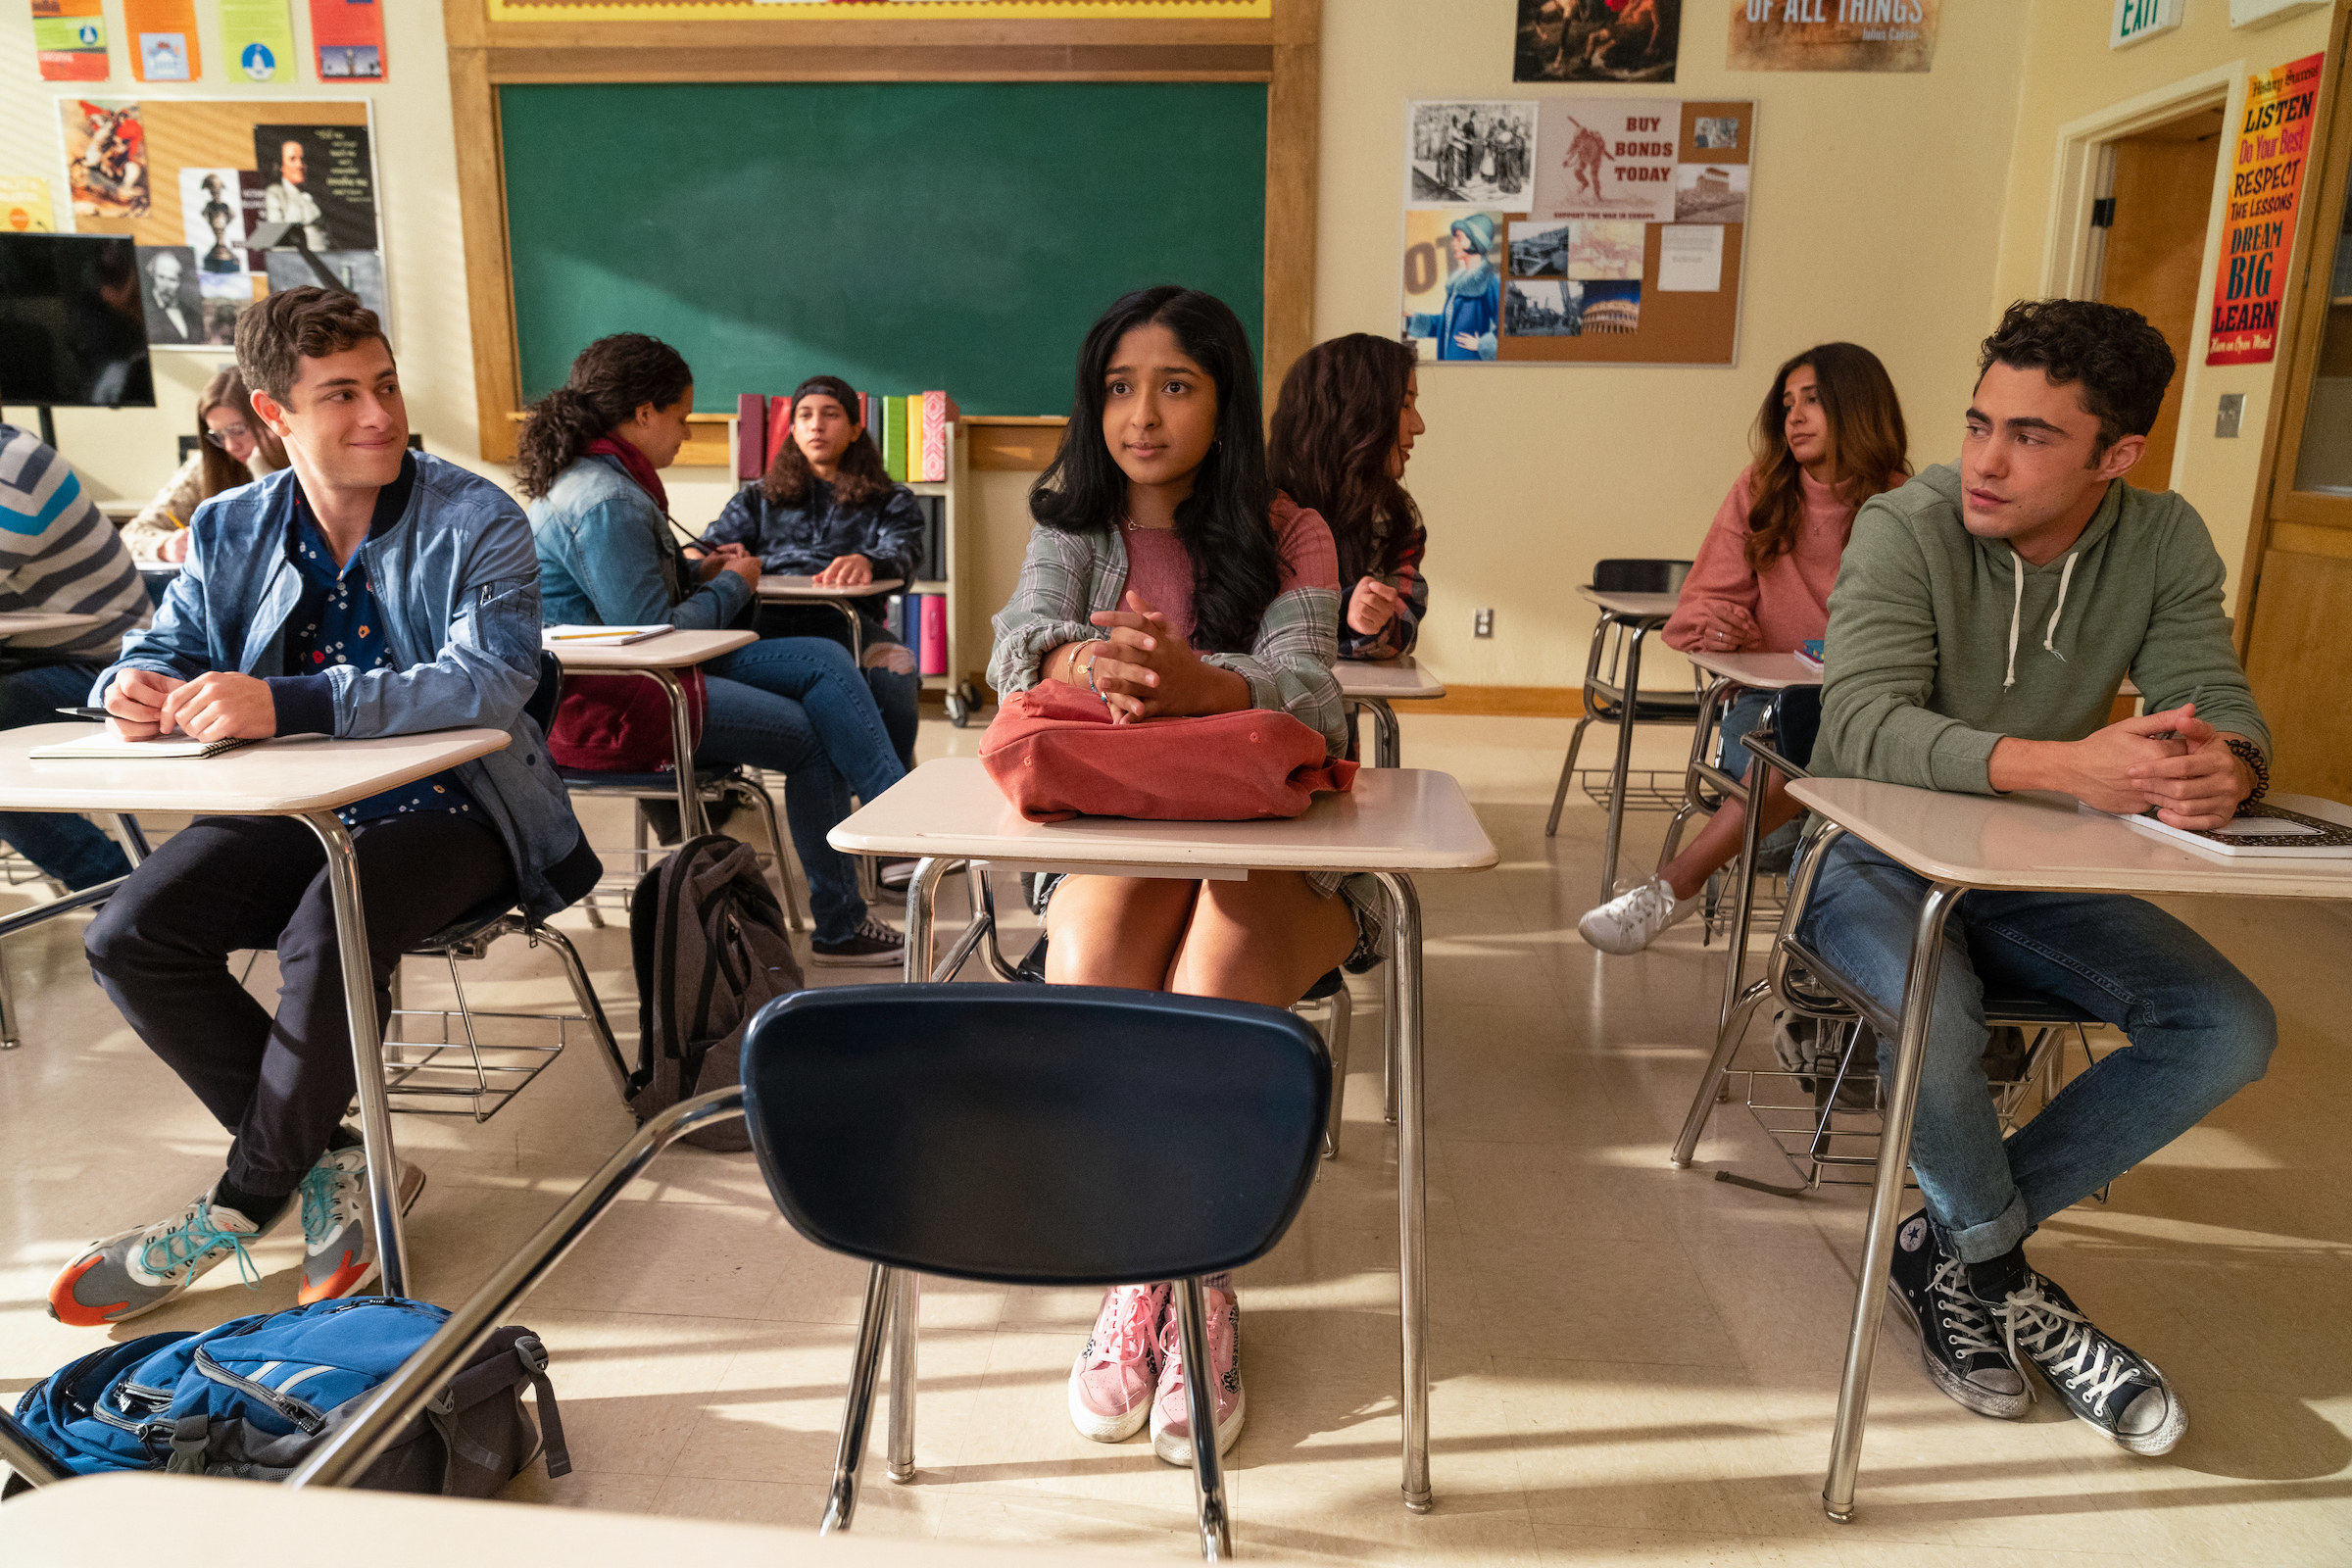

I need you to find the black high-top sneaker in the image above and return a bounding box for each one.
[1886,1210,2029,1419]
[1996,1270,2186,1456]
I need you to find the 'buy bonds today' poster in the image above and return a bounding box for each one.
[2208,52,2325,368]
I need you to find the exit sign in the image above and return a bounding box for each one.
[2113,0,2185,48]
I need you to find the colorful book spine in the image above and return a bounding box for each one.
[918,390,958,483]
[882,396,909,483]
[858,391,875,432]
[917,591,949,676]
[764,396,793,474]
[734,394,767,479]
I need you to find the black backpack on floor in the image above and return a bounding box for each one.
[626,834,804,1152]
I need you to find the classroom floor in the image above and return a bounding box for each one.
[3,713,2349,1566]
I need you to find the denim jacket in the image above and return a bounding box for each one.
[530,454,751,630]
[706,476,927,617]
[97,454,599,920]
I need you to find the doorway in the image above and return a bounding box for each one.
[2086,103,2227,488]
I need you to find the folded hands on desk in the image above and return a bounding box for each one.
[1989,701,2257,831]
[106,667,277,743]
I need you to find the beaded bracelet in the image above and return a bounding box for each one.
[1082,643,1111,710]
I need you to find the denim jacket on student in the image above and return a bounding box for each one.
[529,454,752,630]
[96,454,600,921]
[705,475,927,617]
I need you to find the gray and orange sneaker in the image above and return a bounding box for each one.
[1067,1283,1168,1443]
[297,1145,426,1305]
[1150,1283,1246,1466]
[48,1190,267,1327]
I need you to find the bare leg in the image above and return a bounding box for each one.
[1043,875,1200,990]
[1167,871,1359,1006]
[1658,768,1806,902]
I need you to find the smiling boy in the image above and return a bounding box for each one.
[1803,299,2275,1456]
[49,288,596,1327]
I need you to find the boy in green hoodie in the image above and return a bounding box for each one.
[1803,299,2276,1458]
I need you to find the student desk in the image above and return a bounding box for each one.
[1561,586,1690,900]
[1781,775,2352,1524]
[0,612,100,640]
[1336,656,1446,768]
[0,1471,1139,1567]
[829,759,1497,1514]
[0,723,511,1300]
[545,628,754,836]
[758,575,904,664]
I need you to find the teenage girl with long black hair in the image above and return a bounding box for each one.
[992,285,1368,1468]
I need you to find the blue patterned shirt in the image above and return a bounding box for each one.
[285,506,477,827]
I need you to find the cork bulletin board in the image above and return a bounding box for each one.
[1402,98,1753,368]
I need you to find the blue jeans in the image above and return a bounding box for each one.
[1798,834,2276,1263]
[699,637,905,945]
[0,662,134,890]
[1716,690,1799,858]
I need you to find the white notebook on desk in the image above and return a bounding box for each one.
[29,731,257,760]
[542,624,672,647]
[2083,800,2352,859]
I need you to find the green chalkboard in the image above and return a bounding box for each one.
[499,82,1268,416]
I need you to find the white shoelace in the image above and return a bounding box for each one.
[2000,1282,2143,1411]
[1928,1257,2006,1361]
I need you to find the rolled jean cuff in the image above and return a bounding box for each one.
[1934,1189,2032,1265]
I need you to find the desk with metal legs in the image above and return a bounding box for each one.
[1771,777,2352,1523]
[1336,657,1445,768]
[758,576,906,666]
[546,628,756,838]
[829,759,1498,1514]
[0,723,512,1299]
[1551,587,1685,900]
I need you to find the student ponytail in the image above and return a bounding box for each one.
[514,333,693,500]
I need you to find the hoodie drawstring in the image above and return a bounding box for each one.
[2001,550,2082,692]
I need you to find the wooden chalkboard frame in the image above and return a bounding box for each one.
[439,0,1321,466]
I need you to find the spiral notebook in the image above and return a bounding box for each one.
[29,732,258,760]
[2084,800,2352,859]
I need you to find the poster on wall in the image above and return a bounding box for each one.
[309,0,387,81]
[221,0,299,84]
[1513,0,1682,84]
[31,1,110,82]
[123,0,200,83]
[2208,52,2325,367]
[1400,100,1753,367]
[1728,0,1938,74]
[54,98,388,348]
[1531,99,1678,221]
[1,175,57,232]
[62,100,150,218]
[1407,101,1537,209]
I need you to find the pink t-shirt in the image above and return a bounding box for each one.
[1663,466,1878,655]
[1115,495,1337,646]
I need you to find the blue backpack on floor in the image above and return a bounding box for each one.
[12,1297,567,1494]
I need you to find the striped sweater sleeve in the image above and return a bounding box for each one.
[0,424,151,660]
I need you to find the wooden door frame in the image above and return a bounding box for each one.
[2241,0,2352,634]
[2039,65,2240,499]
[440,0,1320,464]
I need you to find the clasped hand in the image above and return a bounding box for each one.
[1347,570,1413,639]
[2075,704,2249,831]
[106,666,277,742]
[1083,590,1211,723]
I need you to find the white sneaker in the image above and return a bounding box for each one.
[1577,877,1700,955]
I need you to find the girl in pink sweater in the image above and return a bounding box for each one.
[1581,342,1909,954]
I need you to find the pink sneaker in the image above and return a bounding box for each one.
[1067,1283,1168,1442]
[1150,1283,1246,1465]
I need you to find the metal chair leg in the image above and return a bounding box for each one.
[0,944,17,1051]
[538,924,632,1097]
[886,1268,920,1483]
[733,776,807,934]
[1598,623,1651,901]
[1174,1277,1234,1560]
[821,1262,896,1535]
[1544,717,1594,836]
[1319,985,1352,1160]
[1671,978,1772,1167]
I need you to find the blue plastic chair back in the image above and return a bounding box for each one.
[740,985,1329,1288]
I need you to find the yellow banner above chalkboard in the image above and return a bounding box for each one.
[486,0,1269,18]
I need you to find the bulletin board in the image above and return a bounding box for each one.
[53,97,383,350]
[1402,99,1752,368]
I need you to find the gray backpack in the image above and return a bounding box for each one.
[626,834,804,1152]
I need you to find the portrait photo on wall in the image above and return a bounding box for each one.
[1402,208,1504,363]
[61,100,150,220]
[252,123,377,253]
[1407,101,1538,210]
[1514,0,1681,84]
[179,168,248,274]
[135,244,204,347]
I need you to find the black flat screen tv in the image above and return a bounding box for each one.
[0,232,156,410]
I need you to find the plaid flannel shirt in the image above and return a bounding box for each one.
[989,511,1348,758]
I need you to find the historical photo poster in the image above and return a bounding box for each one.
[1729,0,1937,74]
[2209,52,2325,367]
[63,101,151,220]
[1531,98,1677,221]
[1407,101,1538,210]
[1514,0,1681,84]
[1674,162,1748,223]
[135,244,204,346]
[1402,208,1503,362]
[1508,219,1574,276]
[253,123,378,253]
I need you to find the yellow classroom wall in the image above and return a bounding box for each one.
[0,0,2334,697]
